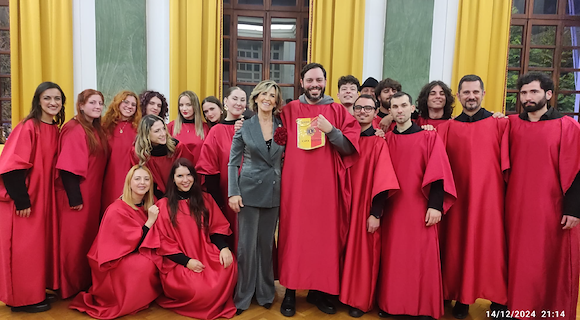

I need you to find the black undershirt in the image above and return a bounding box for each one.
[61,170,83,207]
[1,169,30,210]
[454,108,493,123]
[134,202,149,252]
[183,118,194,124]
[149,138,180,199]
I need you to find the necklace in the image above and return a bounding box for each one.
[119,121,128,133]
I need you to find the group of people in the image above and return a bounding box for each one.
[0,61,578,320]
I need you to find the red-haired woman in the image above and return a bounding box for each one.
[101,90,142,210]
[55,89,108,299]
[0,82,65,313]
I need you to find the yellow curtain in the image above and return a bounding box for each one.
[10,0,74,128]
[310,0,365,100]
[451,0,512,114]
[169,0,221,121]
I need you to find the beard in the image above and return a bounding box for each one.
[381,98,391,110]
[303,86,326,102]
[522,97,548,113]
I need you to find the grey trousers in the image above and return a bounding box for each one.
[234,205,279,310]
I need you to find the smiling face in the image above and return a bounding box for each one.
[255,87,277,114]
[130,168,151,199]
[120,95,137,120]
[353,97,377,127]
[146,96,162,116]
[427,85,446,110]
[457,81,485,113]
[39,88,63,122]
[148,120,167,146]
[300,67,326,103]
[174,165,194,192]
[202,102,222,123]
[338,83,358,106]
[224,89,246,118]
[179,95,194,120]
[81,94,104,121]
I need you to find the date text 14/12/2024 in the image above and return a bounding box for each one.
[486,310,566,318]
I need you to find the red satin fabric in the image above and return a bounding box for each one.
[505,115,580,320]
[141,194,237,319]
[437,117,509,305]
[0,120,58,306]
[278,100,360,295]
[196,123,238,252]
[339,135,399,312]
[55,119,108,298]
[378,130,456,319]
[415,117,449,128]
[168,121,209,165]
[101,121,137,211]
[130,144,185,195]
[69,200,161,319]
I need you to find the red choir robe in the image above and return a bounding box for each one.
[69,200,161,319]
[372,115,396,131]
[505,115,580,320]
[101,121,137,212]
[416,117,449,128]
[140,194,237,320]
[130,143,185,195]
[0,120,59,306]
[436,117,509,305]
[55,119,108,299]
[339,134,400,312]
[378,129,456,319]
[196,123,238,252]
[167,121,209,165]
[278,100,360,294]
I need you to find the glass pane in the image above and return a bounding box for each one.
[224,0,230,3]
[512,0,525,14]
[271,18,297,39]
[303,18,308,39]
[271,41,295,61]
[510,25,523,45]
[530,25,556,45]
[279,87,295,103]
[533,0,557,14]
[272,0,297,6]
[238,0,263,5]
[0,7,8,28]
[237,40,263,60]
[0,54,9,74]
[302,41,308,61]
[507,70,520,89]
[508,48,521,67]
[560,72,580,91]
[557,93,580,113]
[238,16,263,38]
[224,39,230,59]
[561,49,580,68]
[567,0,580,15]
[223,61,230,81]
[0,31,8,52]
[505,92,517,112]
[237,63,262,82]
[528,48,553,67]
[223,84,230,98]
[0,77,10,98]
[224,15,231,36]
[563,27,580,46]
[270,64,295,84]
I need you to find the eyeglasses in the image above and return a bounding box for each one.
[353,105,375,112]
[122,100,137,108]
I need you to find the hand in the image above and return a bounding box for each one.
[220,248,233,268]
[421,124,436,131]
[425,208,442,226]
[228,196,244,213]
[374,128,385,138]
[16,208,31,218]
[145,205,159,228]
[316,114,333,133]
[379,114,394,132]
[71,204,83,211]
[367,215,380,233]
[186,259,205,273]
[234,118,244,132]
[492,112,508,119]
[561,215,580,229]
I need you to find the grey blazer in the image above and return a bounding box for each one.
[228,116,284,208]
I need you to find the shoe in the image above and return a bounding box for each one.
[280,295,296,317]
[452,302,470,319]
[378,309,391,318]
[306,290,336,314]
[262,303,272,309]
[45,293,58,304]
[490,302,508,320]
[418,316,434,320]
[236,309,244,315]
[349,306,364,318]
[10,301,51,313]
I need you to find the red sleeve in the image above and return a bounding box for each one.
[559,117,580,194]
[167,121,175,136]
[56,121,90,179]
[422,131,457,213]
[196,127,221,175]
[372,138,400,198]
[204,192,232,236]
[0,120,36,174]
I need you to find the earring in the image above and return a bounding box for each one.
[224,106,228,111]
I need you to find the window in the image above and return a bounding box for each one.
[223,0,309,102]
[0,0,9,142]
[506,0,580,120]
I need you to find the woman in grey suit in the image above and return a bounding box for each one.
[228,80,285,315]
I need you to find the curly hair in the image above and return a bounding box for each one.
[375,78,402,99]
[75,89,109,156]
[134,114,176,165]
[102,90,141,135]
[140,90,168,120]
[173,90,205,139]
[249,80,283,116]
[416,81,454,120]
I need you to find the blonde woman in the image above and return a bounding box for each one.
[70,165,161,319]
[167,91,209,163]
[101,90,142,210]
[130,114,186,199]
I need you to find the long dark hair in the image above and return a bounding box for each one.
[140,90,168,120]
[25,82,66,127]
[416,80,454,120]
[165,158,209,231]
